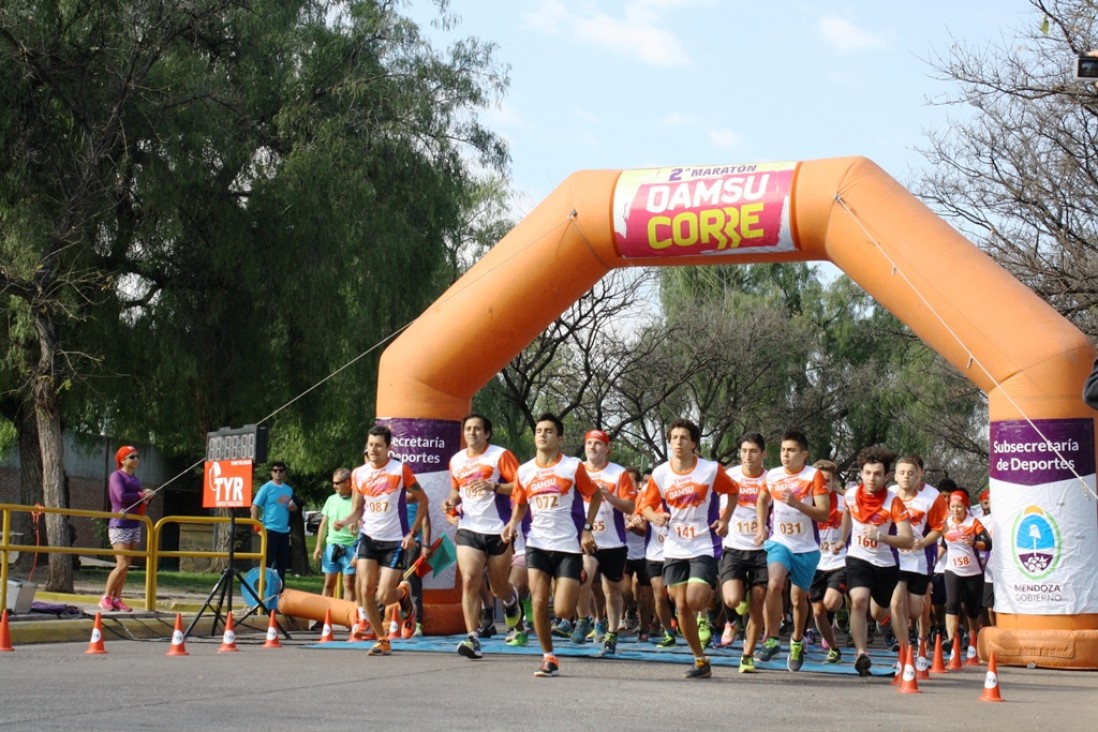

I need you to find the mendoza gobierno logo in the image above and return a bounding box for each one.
[1011,506,1061,580]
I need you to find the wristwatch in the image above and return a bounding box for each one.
[583,522,593,531]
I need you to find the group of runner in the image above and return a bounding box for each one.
[343,413,992,679]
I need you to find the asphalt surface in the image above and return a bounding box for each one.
[2,631,1096,732]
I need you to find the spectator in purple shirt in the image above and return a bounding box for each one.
[101,445,151,612]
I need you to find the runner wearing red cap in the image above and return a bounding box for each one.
[575,429,637,656]
[942,490,990,660]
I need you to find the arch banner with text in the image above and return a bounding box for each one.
[377,156,1098,668]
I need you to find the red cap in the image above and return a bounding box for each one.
[949,491,970,507]
[978,489,990,502]
[584,430,610,445]
[115,445,138,468]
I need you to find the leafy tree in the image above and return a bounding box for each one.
[1,0,510,585]
[917,0,1098,338]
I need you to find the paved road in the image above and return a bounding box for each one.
[2,634,1095,731]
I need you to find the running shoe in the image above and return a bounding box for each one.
[412,623,424,637]
[551,619,573,639]
[400,615,416,639]
[656,632,676,648]
[506,628,529,647]
[835,605,850,634]
[757,636,781,662]
[534,655,560,677]
[503,594,523,629]
[825,648,842,664]
[719,622,736,647]
[598,631,618,657]
[351,620,375,641]
[803,628,817,646]
[478,608,496,639]
[855,652,873,677]
[571,617,593,644]
[113,598,133,612]
[739,654,756,673]
[592,619,608,644]
[735,599,749,616]
[697,615,712,646]
[457,634,483,660]
[779,616,793,635]
[367,638,391,656]
[637,630,649,643]
[98,596,114,612]
[787,638,804,672]
[684,656,712,679]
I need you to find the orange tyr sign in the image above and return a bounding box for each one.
[203,459,253,508]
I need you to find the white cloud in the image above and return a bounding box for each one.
[816,15,888,53]
[524,0,692,67]
[708,128,743,151]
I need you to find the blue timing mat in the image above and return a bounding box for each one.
[307,633,898,676]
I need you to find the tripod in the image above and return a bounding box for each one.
[184,513,289,640]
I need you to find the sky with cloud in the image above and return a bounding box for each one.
[410,0,1039,217]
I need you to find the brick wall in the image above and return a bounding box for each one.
[1,434,197,556]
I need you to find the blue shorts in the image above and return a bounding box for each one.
[321,542,356,575]
[764,540,820,591]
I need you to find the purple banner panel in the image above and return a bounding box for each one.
[989,418,1095,486]
[377,417,461,474]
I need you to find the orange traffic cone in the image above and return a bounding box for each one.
[947,634,964,671]
[218,611,239,653]
[898,644,922,694]
[319,609,336,643]
[916,637,930,680]
[263,610,281,648]
[930,634,948,673]
[85,612,108,655]
[0,609,13,652]
[979,652,1005,702]
[965,628,981,666]
[166,613,189,656]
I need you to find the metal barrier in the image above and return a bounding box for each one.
[1,502,267,612]
[150,514,268,608]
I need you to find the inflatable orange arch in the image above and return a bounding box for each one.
[376,156,1098,669]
